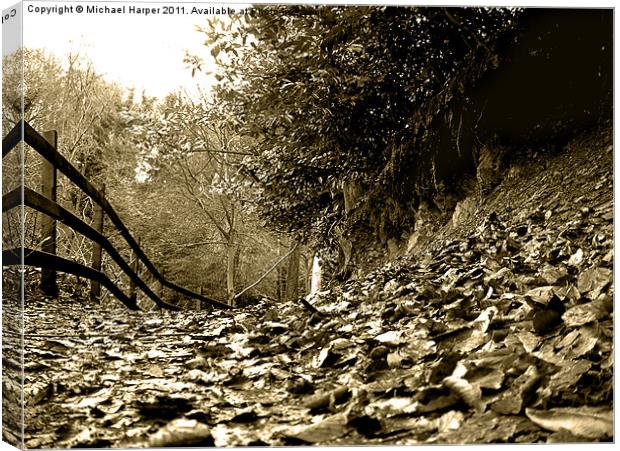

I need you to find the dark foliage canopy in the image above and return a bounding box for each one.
[202,6,611,253]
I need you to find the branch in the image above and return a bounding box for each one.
[234,242,300,300]
[443,9,492,53]
[178,165,229,239]
[181,240,228,248]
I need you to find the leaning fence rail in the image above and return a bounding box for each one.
[2,120,232,310]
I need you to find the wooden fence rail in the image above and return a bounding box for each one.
[2,120,232,310]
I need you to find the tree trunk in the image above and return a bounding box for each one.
[335,225,353,276]
[335,180,362,277]
[285,242,300,301]
[226,237,237,306]
[343,180,363,213]
[276,237,285,301]
[304,254,312,294]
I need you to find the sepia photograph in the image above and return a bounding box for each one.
[1,1,614,448]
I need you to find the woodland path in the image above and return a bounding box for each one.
[3,125,614,447]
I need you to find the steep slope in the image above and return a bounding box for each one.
[411,123,613,257]
[302,123,614,443]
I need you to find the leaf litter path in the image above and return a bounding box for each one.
[15,127,614,447]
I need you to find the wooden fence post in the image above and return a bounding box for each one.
[129,237,140,302]
[90,184,105,300]
[40,130,58,297]
[198,286,204,311]
[159,269,165,296]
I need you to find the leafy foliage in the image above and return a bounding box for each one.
[194,6,521,260]
[2,49,137,269]
[197,7,613,273]
[124,92,294,301]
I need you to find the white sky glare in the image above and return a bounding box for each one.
[6,0,616,101]
[18,1,250,99]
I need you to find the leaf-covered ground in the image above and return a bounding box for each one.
[4,126,613,447]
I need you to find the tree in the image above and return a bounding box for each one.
[189,6,520,275]
[126,92,289,304]
[2,49,137,271]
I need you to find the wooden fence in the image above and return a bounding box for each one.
[2,120,232,311]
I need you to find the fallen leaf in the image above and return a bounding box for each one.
[548,360,591,392]
[484,267,514,287]
[304,386,349,410]
[148,419,213,447]
[330,338,353,350]
[467,367,505,390]
[443,375,485,413]
[314,346,341,368]
[567,248,584,267]
[562,297,612,327]
[524,286,556,305]
[284,413,350,444]
[568,324,600,358]
[374,330,405,346]
[525,407,612,439]
[470,306,498,333]
[546,429,592,443]
[74,392,111,409]
[262,321,288,334]
[577,267,612,297]
[435,410,465,433]
[516,330,540,353]
[490,365,539,414]
[538,265,567,285]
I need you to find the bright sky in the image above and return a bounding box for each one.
[3,0,615,97]
[14,1,252,99]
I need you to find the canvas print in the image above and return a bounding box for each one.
[1,2,613,448]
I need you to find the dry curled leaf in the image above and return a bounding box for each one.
[284,412,350,444]
[577,267,612,297]
[567,248,584,267]
[524,286,556,305]
[490,365,539,415]
[470,306,498,333]
[525,407,612,439]
[148,419,213,447]
[303,386,349,410]
[562,295,612,327]
[374,330,405,345]
[314,346,341,368]
[443,375,485,413]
